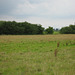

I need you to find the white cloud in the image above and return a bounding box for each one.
[0,0,75,28]
[0,15,74,29]
[11,0,75,17]
[25,16,74,28]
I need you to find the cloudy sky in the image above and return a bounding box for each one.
[0,0,75,28]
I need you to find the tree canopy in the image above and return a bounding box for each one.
[45,26,54,34]
[60,25,75,34]
[0,21,44,35]
[0,20,75,35]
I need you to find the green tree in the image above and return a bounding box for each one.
[0,21,44,35]
[37,24,44,34]
[60,25,75,34]
[45,26,54,34]
[69,25,75,34]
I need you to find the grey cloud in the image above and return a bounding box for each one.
[0,0,75,19]
[0,0,75,28]
[0,0,27,15]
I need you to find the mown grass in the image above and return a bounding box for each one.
[0,34,75,75]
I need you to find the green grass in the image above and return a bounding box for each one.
[0,35,75,75]
[53,31,59,35]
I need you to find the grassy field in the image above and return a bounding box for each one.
[0,34,75,75]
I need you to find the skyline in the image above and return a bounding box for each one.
[0,0,75,28]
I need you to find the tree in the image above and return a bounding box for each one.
[69,25,75,34]
[0,21,44,35]
[60,25,75,34]
[45,26,54,34]
[37,24,44,34]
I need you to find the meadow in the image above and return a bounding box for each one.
[0,34,75,75]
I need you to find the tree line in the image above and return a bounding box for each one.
[0,21,44,35]
[0,20,75,35]
[60,25,75,34]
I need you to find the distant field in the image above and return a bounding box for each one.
[53,31,59,34]
[0,34,75,75]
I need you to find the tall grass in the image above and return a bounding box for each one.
[0,34,75,75]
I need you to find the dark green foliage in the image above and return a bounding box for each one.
[69,25,75,34]
[45,26,54,34]
[37,25,44,34]
[60,25,75,34]
[0,21,44,35]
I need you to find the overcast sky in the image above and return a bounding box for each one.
[0,0,75,28]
